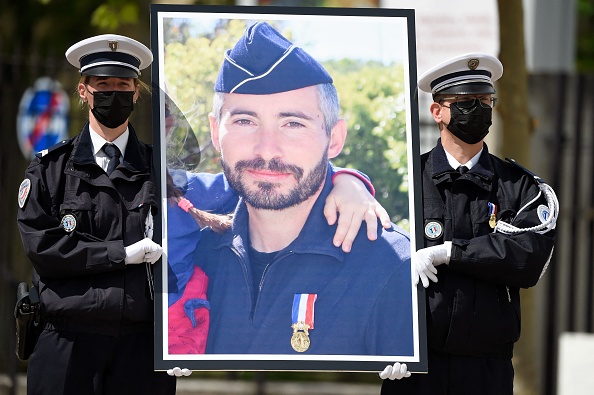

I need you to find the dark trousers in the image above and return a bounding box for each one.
[381,349,514,395]
[27,329,176,395]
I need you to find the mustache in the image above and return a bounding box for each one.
[234,157,304,180]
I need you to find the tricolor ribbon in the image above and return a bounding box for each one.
[292,293,317,330]
[488,202,497,218]
[488,202,498,229]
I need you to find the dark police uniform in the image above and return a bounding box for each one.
[18,123,175,394]
[421,141,555,357]
[383,141,555,394]
[382,52,558,393]
[17,33,174,395]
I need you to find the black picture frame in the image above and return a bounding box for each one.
[151,3,426,373]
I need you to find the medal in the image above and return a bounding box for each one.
[291,294,317,352]
[488,202,497,228]
[291,323,311,352]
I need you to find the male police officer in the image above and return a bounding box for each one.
[381,53,558,394]
[17,35,177,394]
[170,22,415,358]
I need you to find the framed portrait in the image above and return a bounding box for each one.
[151,4,426,373]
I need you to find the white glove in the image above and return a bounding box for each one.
[124,238,163,265]
[379,362,411,380]
[166,367,192,377]
[413,242,452,288]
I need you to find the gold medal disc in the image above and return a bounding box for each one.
[489,214,497,228]
[291,323,310,352]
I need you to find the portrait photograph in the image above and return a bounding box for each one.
[150,4,426,373]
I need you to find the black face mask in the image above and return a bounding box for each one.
[444,100,492,144]
[88,89,135,129]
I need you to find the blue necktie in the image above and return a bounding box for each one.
[103,144,121,176]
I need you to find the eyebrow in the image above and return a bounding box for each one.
[278,111,314,121]
[228,109,315,122]
[229,109,258,117]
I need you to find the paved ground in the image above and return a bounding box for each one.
[0,374,381,395]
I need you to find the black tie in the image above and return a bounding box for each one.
[457,165,468,175]
[103,144,121,176]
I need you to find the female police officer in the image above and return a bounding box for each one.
[16,34,178,394]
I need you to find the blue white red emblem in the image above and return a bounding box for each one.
[292,294,317,329]
[18,179,31,209]
[61,214,77,232]
[425,221,443,239]
[537,204,551,224]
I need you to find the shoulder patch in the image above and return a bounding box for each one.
[18,178,31,209]
[537,204,553,224]
[35,139,69,159]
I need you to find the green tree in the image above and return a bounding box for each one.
[327,59,409,226]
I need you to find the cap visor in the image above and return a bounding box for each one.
[437,82,496,95]
[82,65,138,79]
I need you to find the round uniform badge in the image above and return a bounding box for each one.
[425,221,443,240]
[61,214,77,232]
[18,178,31,209]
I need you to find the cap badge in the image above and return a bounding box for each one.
[467,58,480,70]
[108,40,118,52]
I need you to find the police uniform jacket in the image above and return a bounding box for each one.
[17,123,158,336]
[190,165,414,356]
[421,139,556,358]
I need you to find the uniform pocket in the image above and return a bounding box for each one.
[469,200,491,236]
[59,201,96,235]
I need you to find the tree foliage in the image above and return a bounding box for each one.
[162,18,410,226]
[577,0,594,72]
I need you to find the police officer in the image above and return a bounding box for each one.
[381,53,558,394]
[17,34,176,394]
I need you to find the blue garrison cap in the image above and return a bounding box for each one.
[214,22,333,94]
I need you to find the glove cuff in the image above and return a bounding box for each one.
[443,241,452,265]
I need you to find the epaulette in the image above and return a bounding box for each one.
[505,158,546,185]
[35,139,70,159]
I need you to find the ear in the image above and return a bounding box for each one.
[327,119,347,159]
[209,113,221,152]
[78,83,87,102]
[430,102,442,123]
